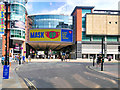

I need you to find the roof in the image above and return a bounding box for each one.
[94,9,120,12]
[71,6,95,16]
[86,13,120,16]
[28,14,70,17]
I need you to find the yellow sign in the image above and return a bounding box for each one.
[29,29,61,41]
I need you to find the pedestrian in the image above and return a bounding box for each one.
[22,56,25,64]
[1,55,5,66]
[108,55,112,61]
[9,55,12,67]
[17,55,19,64]
[96,55,101,67]
[61,56,63,62]
[65,54,68,62]
[28,55,31,62]
[62,52,65,61]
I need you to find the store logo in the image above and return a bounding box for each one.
[45,31,60,39]
[30,32,44,38]
[69,31,72,34]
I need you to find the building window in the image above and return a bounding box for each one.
[107,36,118,42]
[93,36,104,41]
[82,32,91,41]
[82,17,86,28]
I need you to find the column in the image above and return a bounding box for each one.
[76,41,82,59]
[104,36,107,58]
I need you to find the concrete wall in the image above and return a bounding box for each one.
[86,14,120,35]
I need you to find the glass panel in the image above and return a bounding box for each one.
[82,32,90,41]
[107,37,118,42]
[93,36,104,41]
[82,17,86,28]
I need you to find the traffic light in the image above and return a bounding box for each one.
[118,46,120,52]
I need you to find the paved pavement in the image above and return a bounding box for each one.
[0,62,28,89]
[16,62,119,88]
[30,58,119,63]
[0,63,2,90]
[89,62,119,78]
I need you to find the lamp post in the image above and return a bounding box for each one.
[101,38,104,71]
[3,1,10,80]
[4,1,9,65]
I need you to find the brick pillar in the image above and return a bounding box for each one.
[76,9,82,59]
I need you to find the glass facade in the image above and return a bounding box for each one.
[82,31,91,41]
[10,29,25,39]
[93,36,104,41]
[29,15,72,29]
[10,1,26,40]
[9,0,27,5]
[10,4,25,22]
[82,9,91,41]
[107,36,118,42]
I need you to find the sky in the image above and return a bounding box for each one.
[26,0,120,15]
[1,0,120,15]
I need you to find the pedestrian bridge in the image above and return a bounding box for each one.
[28,28,73,50]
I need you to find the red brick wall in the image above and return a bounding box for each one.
[76,9,82,41]
[2,6,10,56]
[2,35,5,56]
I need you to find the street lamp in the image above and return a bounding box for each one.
[4,1,9,65]
[101,37,104,71]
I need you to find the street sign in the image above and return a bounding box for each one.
[3,65,9,79]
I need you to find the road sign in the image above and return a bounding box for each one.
[3,65,9,79]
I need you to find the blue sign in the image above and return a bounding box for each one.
[3,65,9,79]
[61,29,73,42]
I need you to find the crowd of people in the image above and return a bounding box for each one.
[1,54,32,66]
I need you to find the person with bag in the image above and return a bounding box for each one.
[9,55,12,67]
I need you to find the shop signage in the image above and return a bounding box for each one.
[61,29,73,42]
[29,29,73,42]
[30,29,61,41]
[0,4,5,35]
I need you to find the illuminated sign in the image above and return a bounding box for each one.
[0,4,5,35]
[29,29,61,41]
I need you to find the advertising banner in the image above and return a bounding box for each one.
[0,4,5,35]
[61,29,73,42]
[3,65,9,79]
[30,29,61,41]
[11,20,25,30]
